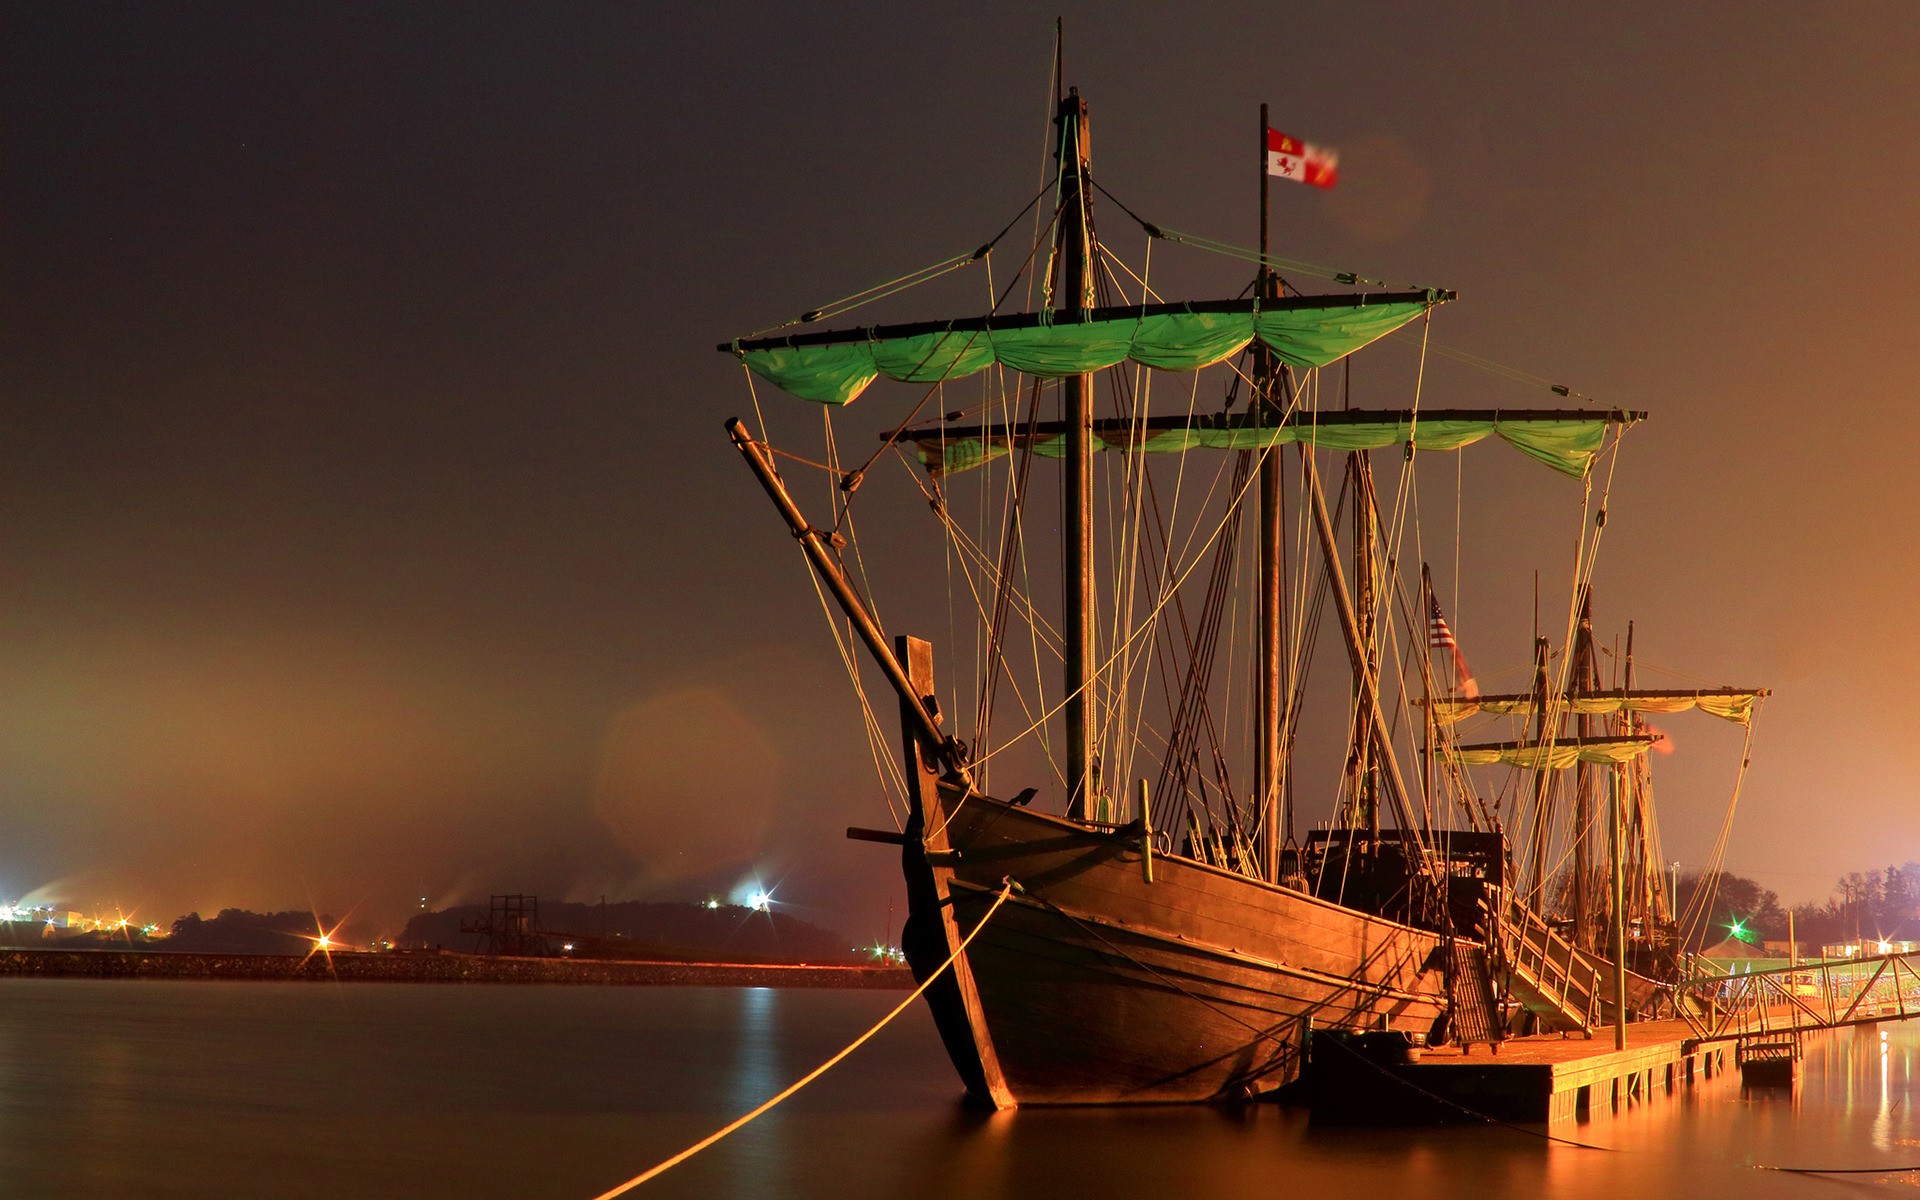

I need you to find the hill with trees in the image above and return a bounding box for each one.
[1679,863,1920,951]
[167,909,350,954]
[401,899,860,965]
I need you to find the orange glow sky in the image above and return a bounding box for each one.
[4,4,1917,935]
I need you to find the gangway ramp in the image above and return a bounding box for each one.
[1498,902,1659,1032]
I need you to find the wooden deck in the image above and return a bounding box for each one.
[1308,1020,1731,1125]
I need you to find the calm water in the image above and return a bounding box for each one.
[3,979,1919,1198]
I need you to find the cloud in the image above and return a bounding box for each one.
[1324,134,1434,243]
[591,685,780,885]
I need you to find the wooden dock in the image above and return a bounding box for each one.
[1307,1020,1732,1125]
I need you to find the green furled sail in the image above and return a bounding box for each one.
[722,292,1450,406]
[902,408,1644,480]
[1425,688,1766,728]
[1446,736,1657,770]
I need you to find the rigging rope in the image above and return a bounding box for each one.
[843,204,1064,493]
[736,182,1055,341]
[950,303,1311,833]
[1378,328,1605,405]
[738,385,905,822]
[1101,238,1162,805]
[1099,242,1167,305]
[967,421,1280,774]
[825,418,912,823]
[972,378,1047,764]
[736,253,974,341]
[1515,423,1630,908]
[1033,25,1063,313]
[1102,210,1415,293]
[1677,718,1760,949]
[1358,314,1433,838]
[587,881,1017,1199]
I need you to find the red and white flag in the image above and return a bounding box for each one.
[1428,595,1479,698]
[1267,128,1338,189]
[1646,722,1675,756]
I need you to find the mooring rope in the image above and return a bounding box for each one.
[588,880,1018,1199]
[1755,1163,1920,1175]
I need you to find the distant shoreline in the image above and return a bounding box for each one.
[0,947,915,988]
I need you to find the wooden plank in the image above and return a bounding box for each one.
[897,637,1013,1108]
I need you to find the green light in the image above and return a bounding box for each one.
[1729,919,1746,939]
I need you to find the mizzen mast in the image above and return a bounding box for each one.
[1525,634,1553,911]
[1571,590,1598,950]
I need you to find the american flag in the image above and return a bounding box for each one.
[1428,595,1457,649]
[1428,595,1478,697]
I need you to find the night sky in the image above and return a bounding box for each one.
[5,3,1918,938]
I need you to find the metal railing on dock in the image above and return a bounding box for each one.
[1676,949,1920,1043]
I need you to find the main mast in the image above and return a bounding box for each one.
[1256,103,1285,878]
[1057,87,1097,820]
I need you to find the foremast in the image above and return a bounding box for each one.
[1055,86,1097,821]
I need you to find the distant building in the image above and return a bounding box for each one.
[1701,934,1783,967]
[1819,938,1918,960]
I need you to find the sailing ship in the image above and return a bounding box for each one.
[717,75,1764,1106]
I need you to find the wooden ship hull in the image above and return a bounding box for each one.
[899,785,1448,1106]
[880,637,1670,1108]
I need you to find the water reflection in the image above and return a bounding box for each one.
[882,1025,1920,1200]
[732,986,778,1109]
[15,982,1920,1198]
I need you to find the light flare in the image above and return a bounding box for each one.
[301,915,349,965]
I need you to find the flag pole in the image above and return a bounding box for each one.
[1259,104,1270,267]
